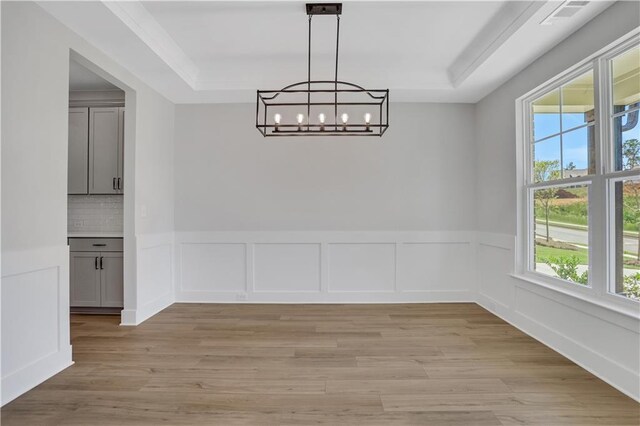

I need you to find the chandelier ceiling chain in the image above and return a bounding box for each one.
[256,3,389,137]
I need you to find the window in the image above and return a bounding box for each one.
[528,70,595,285]
[610,44,640,301]
[520,35,640,307]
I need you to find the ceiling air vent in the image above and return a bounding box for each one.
[540,1,589,26]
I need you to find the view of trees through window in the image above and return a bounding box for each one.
[527,42,640,302]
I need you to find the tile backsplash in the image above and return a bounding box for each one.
[68,195,123,233]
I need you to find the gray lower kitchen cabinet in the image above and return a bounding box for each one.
[68,107,124,195]
[70,251,101,307]
[100,252,124,307]
[69,238,123,308]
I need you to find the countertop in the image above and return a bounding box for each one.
[68,232,123,238]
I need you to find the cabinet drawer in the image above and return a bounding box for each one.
[69,238,123,252]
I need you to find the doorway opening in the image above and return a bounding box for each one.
[66,52,134,324]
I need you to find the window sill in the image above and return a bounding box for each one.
[510,272,640,321]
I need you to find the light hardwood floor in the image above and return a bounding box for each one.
[2,303,638,425]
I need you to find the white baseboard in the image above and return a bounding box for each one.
[177,290,475,304]
[120,308,138,326]
[121,291,174,326]
[1,346,73,406]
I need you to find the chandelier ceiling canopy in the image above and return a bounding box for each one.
[256,3,389,137]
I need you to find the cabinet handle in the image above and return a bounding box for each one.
[112,177,116,190]
[92,243,107,247]
[117,178,121,190]
[95,257,98,270]
[100,257,104,270]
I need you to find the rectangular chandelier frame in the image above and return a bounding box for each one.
[255,3,390,137]
[256,82,389,137]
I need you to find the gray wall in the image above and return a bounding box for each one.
[1,2,176,403]
[174,103,477,231]
[473,0,640,401]
[475,0,640,235]
[1,2,175,251]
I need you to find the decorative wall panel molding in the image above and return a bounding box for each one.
[1,245,73,405]
[122,233,175,326]
[175,231,476,303]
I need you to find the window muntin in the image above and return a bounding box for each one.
[530,70,595,182]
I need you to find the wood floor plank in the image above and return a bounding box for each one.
[2,303,637,425]
[325,378,512,395]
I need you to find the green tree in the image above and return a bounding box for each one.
[623,273,640,300]
[534,160,561,242]
[622,139,640,260]
[622,138,640,170]
[544,255,588,285]
[565,161,576,171]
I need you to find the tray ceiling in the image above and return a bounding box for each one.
[40,1,614,103]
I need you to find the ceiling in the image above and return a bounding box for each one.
[69,60,121,91]
[41,1,614,104]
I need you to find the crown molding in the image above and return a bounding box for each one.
[447,1,547,88]
[101,0,200,89]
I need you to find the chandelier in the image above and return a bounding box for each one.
[256,3,389,137]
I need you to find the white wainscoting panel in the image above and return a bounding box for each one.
[181,243,247,293]
[254,243,321,293]
[398,242,472,292]
[475,232,640,402]
[175,232,476,303]
[328,243,396,292]
[1,245,73,405]
[477,234,515,310]
[122,233,175,326]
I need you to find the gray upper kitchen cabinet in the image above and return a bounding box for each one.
[68,107,89,194]
[100,252,124,307]
[70,251,101,307]
[89,107,122,194]
[68,106,124,195]
[117,107,125,192]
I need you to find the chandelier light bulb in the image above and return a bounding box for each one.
[274,113,281,125]
[318,113,326,124]
[364,113,371,124]
[341,113,349,124]
[296,113,304,124]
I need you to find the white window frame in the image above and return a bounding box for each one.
[516,30,640,316]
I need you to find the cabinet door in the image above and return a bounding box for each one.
[100,252,124,308]
[89,107,120,194]
[70,252,101,307]
[117,107,125,193]
[68,107,89,194]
